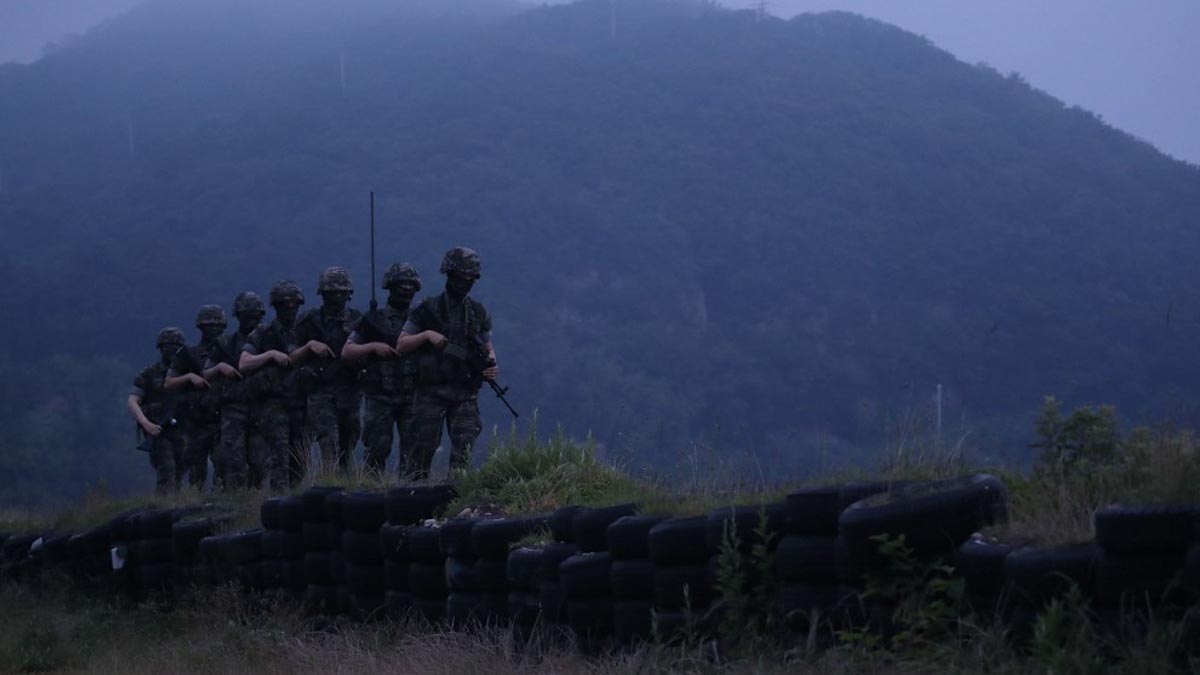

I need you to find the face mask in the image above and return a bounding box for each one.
[275,303,300,327]
[237,313,263,336]
[159,345,178,363]
[445,275,476,298]
[322,291,350,312]
[199,324,225,342]
[387,288,415,310]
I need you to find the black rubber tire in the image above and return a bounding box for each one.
[305,552,336,586]
[613,600,653,641]
[1092,550,1187,607]
[408,562,448,598]
[539,581,568,622]
[508,591,541,626]
[341,493,387,534]
[561,552,613,599]
[385,484,457,526]
[304,522,335,553]
[68,526,111,559]
[608,516,668,560]
[302,486,343,523]
[237,561,264,591]
[278,496,306,534]
[260,497,284,530]
[705,503,790,553]
[346,592,387,621]
[567,597,614,636]
[224,528,264,564]
[303,584,341,616]
[323,492,345,528]
[651,610,693,641]
[654,564,714,610]
[542,542,579,582]
[262,530,305,561]
[838,481,910,512]
[1186,545,1200,593]
[611,559,656,601]
[573,504,638,553]
[1094,505,1199,553]
[139,562,175,594]
[346,562,386,595]
[478,558,509,592]
[385,561,409,591]
[955,536,1020,597]
[472,516,551,560]
[380,524,409,562]
[331,553,348,585]
[171,518,215,565]
[283,559,306,590]
[109,509,149,542]
[1004,543,1099,606]
[406,526,444,564]
[775,535,838,582]
[482,591,509,625]
[778,582,840,615]
[648,517,712,566]
[446,592,485,627]
[839,474,1006,565]
[342,531,383,565]
[415,597,446,622]
[261,559,287,588]
[439,518,480,559]
[550,506,586,543]
[135,509,181,540]
[506,547,545,590]
[385,590,415,617]
[785,485,843,536]
[136,538,174,564]
[446,557,481,592]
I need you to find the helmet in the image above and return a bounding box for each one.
[439,247,481,278]
[269,280,305,306]
[195,304,227,326]
[317,266,353,294]
[232,291,266,316]
[382,262,421,291]
[156,326,185,348]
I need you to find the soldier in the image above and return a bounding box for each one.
[239,281,309,491]
[342,262,421,476]
[395,247,500,479]
[164,304,226,489]
[127,327,187,494]
[205,292,266,490]
[293,266,364,475]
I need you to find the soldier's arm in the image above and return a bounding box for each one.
[164,373,207,390]
[289,340,333,363]
[203,363,240,380]
[482,340,499,380]
[240,349,287,374]
[127,394,161,436]
[342,339,392,362]
[396,330,445,354]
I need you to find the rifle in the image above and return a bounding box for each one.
[447,339,520,419]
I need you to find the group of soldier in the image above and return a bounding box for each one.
[126,247,498,493]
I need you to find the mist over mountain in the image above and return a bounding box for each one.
[2,0,1198,505]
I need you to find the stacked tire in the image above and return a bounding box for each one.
[470,515,551,629]
[299,487,343,617]
[1091,505,1198,627]
[608,515,667,643]
[648,516,716,641]
[379,483,456,620]
[507,546,546,632]
[539,507,585,629]
[260,496,306,602]
[340,492,388,620]
[125,509,182,600]
[171,514,221,590]
[776,487,844,640]
[442,518,500,626]
[406,523,449,622]
[66,524,113,589]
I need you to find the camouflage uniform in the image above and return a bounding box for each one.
[132,327,186,493]
[168,304,226,489]
[404,248,493,479]
[243,281,309,491]
[351,263,421,475]
[296,267,363,473]
[208,292,267,490]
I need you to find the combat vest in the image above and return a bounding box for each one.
[360,305,416,396]
[295,306,362,392]
[138,361,173,425]
[411,293,489,391]
[245,320,303,403]
[173,340,220,423]
[207,330,254,407]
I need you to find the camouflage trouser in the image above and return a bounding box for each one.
[260,398,309,491]
[362,392,415,477]
[406,389,482,480]
[216,405,268,490]
[149,427,185,494]
[307,389,362,475]
[180,419,219,490]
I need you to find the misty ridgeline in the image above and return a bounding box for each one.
[1,0,1199,506]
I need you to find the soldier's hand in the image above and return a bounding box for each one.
[188,373,210,389]
[272,351,291,366]
[309,340,335,359]
[483,363,499,380]
[424,331,448,349]
[141,421,163,437]
[218,363,241,379]
[373,343,398,358]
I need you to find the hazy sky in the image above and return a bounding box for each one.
[2,0,1197,165]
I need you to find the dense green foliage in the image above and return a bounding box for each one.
[1,0,1198,504]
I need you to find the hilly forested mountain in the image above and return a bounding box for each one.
[2,0,1198,505]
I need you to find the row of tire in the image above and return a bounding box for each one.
[2,474,1198,651]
